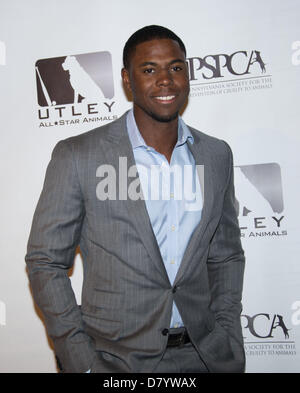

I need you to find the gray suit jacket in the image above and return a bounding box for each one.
[25,111,245,373]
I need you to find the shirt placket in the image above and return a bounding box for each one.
[168,162,179,287]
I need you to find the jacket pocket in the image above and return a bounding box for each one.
[82,312,122,341]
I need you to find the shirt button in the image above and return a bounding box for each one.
[171,225,176,231]
[170,260,175,264]
[170,193,174,199]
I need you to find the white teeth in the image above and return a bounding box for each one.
[155,95,175,101]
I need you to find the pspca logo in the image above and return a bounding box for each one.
[35,51,117,128]
[242,312,296,357]
[242,313,291,340]
[187,50,267,81]
[234,163,287,238]
[188,50,272,97]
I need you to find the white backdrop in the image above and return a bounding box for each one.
[0,0,300,372]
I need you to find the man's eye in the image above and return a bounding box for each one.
[143,68,155,74]
[172,66,182,72]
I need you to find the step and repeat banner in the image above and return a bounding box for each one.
[1,0,300,372]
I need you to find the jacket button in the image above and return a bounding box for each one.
[162,328,169,336]
[172,285,177,293]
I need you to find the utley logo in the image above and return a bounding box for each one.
[35,51,117,128]
[234,163,287,239]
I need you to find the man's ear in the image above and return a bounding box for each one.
[121,68,132,92]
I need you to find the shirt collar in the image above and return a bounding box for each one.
[126,109,194,150]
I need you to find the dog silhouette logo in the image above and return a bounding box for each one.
[35,51,114,106]
[249,50,266,73]
[234,163,283,217]
[62,56,105,103]
[272,315,290,339]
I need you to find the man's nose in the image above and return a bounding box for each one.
[156,69,173,86]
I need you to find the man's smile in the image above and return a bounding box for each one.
[153,94,176,103]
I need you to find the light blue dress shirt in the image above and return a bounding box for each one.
[126,109,202,328]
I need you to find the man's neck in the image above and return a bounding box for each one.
[133,108,178,163]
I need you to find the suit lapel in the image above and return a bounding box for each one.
[174,128,215,284]
[101,113,170,284]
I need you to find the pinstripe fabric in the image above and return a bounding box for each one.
[25,111,245,373]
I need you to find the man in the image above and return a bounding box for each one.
[25,25,245,373]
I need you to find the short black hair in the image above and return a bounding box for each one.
[123,25,186,69]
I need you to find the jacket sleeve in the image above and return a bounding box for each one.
[25,140,95,373]
[206,142,245,347]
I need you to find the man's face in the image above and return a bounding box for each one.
[122,38,190,123]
